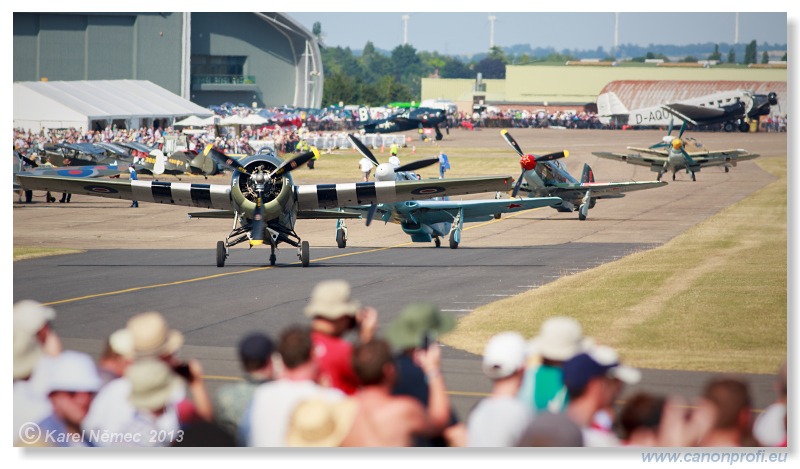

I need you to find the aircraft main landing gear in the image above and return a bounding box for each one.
[434,237,441,248]
[336,228,347,248]
[216,241,228,267]
[299,241,310,267]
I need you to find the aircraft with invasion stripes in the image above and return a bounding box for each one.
[17,145,512,267]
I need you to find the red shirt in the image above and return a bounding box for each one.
[311,331,359,395]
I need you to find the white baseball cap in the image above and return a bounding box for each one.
[482,331,528,380]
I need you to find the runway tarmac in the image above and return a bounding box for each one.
[12,128,787,421]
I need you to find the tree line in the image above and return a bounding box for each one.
[313,23,786,108]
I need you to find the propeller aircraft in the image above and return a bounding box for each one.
[501,129,667,220]
[358,106,447,140]
[591,120,760,182]
[18,145,513,267]
[333,135,562,249]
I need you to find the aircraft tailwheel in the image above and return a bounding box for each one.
[672,173,676,181]
[434,238,441,248]
[449,233,459,249]
[336,228,346,248]
[692,173,696,182]
[300,241,310,267]
[725,167,730,173]
[216,241,227,267]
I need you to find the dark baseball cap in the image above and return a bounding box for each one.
[238,332,274,363]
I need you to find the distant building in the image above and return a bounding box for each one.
[421,64,787,117]
[13,12,322,109]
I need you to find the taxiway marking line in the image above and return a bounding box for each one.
[42,205,545,307]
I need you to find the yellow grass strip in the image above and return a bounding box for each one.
[442,155,786,374]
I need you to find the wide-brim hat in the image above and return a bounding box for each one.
[126,358,181,411]
[527,316,593,362]
[286,398,358,447]
[304,280,361,320]
[13,329,42,380]
[40,350,102,394]
[385,302,455,351]
[14,300,56,335]
[127,311,184,358]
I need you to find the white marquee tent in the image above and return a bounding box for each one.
[13,80,214,132]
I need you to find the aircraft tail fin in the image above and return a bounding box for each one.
[581,163,595,184]
[596,91,629,116]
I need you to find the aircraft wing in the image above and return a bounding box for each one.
[17,164,128,179]
[294,176,512,210]
[593,151,666,167]
[297,209,362,219]
[346,197,562,225]
[16,175,232,210]
[662,103,727,126]
[683,150,760,167]
[542,180,667,201]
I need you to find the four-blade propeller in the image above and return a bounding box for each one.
[501,129,568,197]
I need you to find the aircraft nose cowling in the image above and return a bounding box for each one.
[672,139,683,150]
[520,155,537,171]
[375,163,396,181]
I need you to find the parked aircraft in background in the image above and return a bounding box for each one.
[500,130,667,220]
[597,89,778,132]
[18,145,512,267]
[592,120,760,182]
[334,134,561,249]
[358,106,447,140]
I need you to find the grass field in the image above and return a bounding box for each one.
[13,247,83,261]
[441,155,787,374]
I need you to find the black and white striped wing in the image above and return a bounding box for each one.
[294,176,511,210]
[16,175,232,210]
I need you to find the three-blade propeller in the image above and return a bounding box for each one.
[204,144,316,245]
[650,118,687,149]
[501,129,568,197]
[347,134,439,226]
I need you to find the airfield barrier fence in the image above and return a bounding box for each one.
[247,134,407,154]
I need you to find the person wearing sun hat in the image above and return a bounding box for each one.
[118,359,183,446]
[14,299,62,357]
[384,302,460,446]
[305,279,378,395]
[467,331,534,447]
[517,316,594,415]
[83,311,212,444]
[286,397,358,447]
[35,350,103,447]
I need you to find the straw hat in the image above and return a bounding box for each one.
[286,398,358,447]
[127,311,184,358]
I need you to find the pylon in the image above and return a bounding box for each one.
[411,146,416,154]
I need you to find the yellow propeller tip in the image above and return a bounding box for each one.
[249,240,264,246]
[203,144,213,156]
[564,150,569,158]
[312,147,320,159]
[501,129,508,135]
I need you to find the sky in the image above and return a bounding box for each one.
[288,8,790,57]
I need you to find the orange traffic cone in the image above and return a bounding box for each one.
[411,146,416,154]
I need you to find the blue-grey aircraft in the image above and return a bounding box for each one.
[333,134,562,249]
[501,130,667,220]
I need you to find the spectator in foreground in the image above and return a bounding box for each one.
[467,331,533,447]
[562,345,640,447]
[247,325,344,447]
[698,377,756,447]
[305,279,378,395]
[752,360,787,447]
[340,339,449,446]
[518,316,593,415]
[213,331,275,444]
[385,302,464,446]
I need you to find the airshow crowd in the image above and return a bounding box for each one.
[14,279,787,448]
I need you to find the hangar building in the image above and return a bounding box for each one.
[422,63,787,117]
[13,12,322,109]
